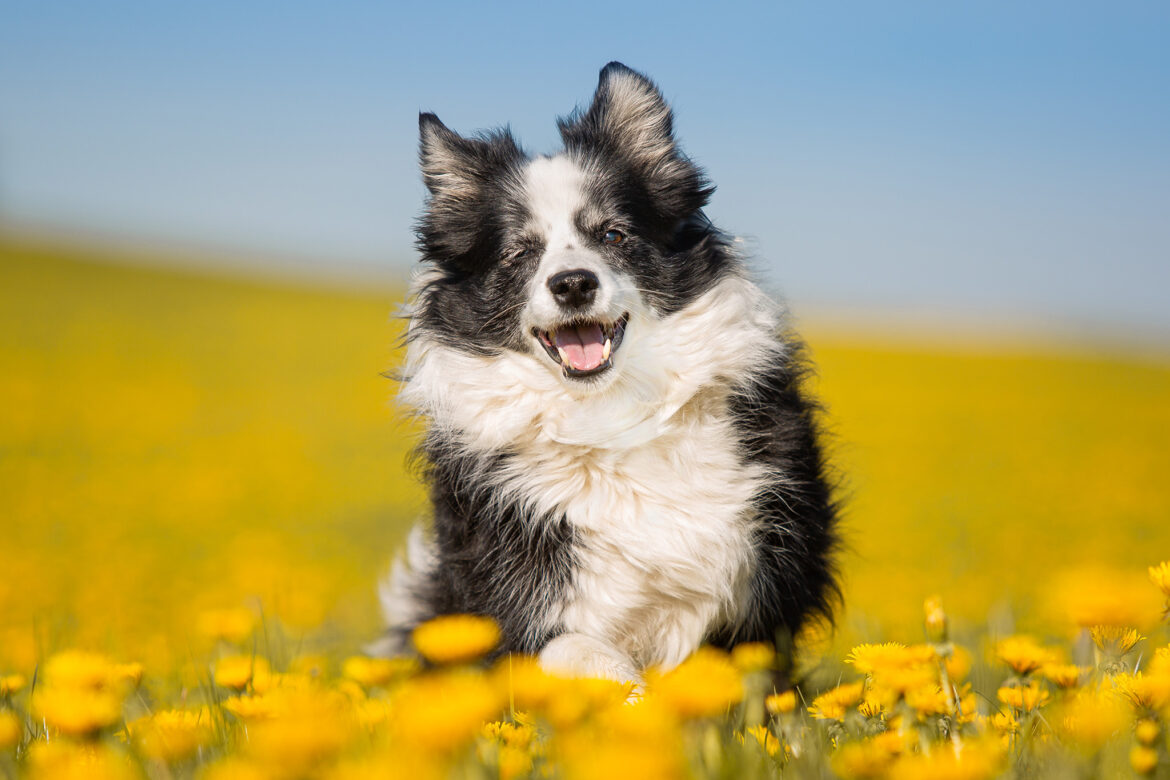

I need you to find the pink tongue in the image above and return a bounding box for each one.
[554,323,605,371]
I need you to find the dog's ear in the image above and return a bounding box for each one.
[417,114,524,264]
[558,63,712,223]
[419,113,522,199]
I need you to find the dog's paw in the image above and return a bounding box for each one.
[538,633,642,687]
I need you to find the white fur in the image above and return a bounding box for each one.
[522,156,634,354]
[393,214,787,679]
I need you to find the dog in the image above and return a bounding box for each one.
[379,62,838,683]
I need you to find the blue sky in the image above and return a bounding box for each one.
[3,1,1168,335]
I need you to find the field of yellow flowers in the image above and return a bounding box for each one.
[3,232,1170,778]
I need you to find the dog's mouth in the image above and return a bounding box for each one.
[532,314,629,379]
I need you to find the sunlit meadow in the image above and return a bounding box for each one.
[2,233,1169,778]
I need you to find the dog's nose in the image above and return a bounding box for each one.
[548,269,600,309]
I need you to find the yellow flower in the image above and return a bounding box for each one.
[1056,689,1129,751]
[1,674,27,696]
[992,711,1018,736]
[1090,625,1144,656]
[741,724,780,756]
[43,650,120,690]
[846,642,935,674]
[906,685,951,718]
[924,595,948,642]
[1113,671,1170,712]
[129,708,214,763]
[857,696,885,718]
[808,680,865,720]
[25,740,138,780]
[731,642,774,672]
[1135,718,1160,746]
[32,685,124,737]
[649,647,743,719]
[214,655,270,690]
[945,646,973,682]
[196,607,257,644]
[765,690,797,715]
[1150,561,1170,597]
[996,681,1049,712]
[995,635,1054,676]
[244,690,353,771]
[341,655,418,687]
[391,670,503,752]
[1131,745,1159,775]
[892,737,1005,780]
[412,614,501,665]
[0,710,21,751]
[831,734,901,779]
[222,693,278,722]
[1040,663,1083,689]
[1154,647,1170,676]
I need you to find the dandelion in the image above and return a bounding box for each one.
[1150,561,1170,596]
[808,681,865,720]
[765,690,797,715]
[846,642,934,675]
[740,724,781,757]
[1135,718,1160,746]
[1113,671,1170,712]
[892,737,1005,780]
[32,685,125,737]
[731,642,774,672]
[1131,745,1159,776]
[1056,689,1129,751]
[650,647,743,719]
[1090,625,1144,656]
[831,734,901,779]
[0,710,21,751]
[1041,663,1083,689]
[129,708,214,764]
[43,650,119,690]
[996,680,1049,712]
[222,694,278,722]
[924,595,948,642]
[214,655,270,690]
[25,740,138,780]
[341,655,418,687]
[905,685,950,718]
[411,614,501,665]
[995,635,1053,676]
[0,673,26,696]
[945,646,973,682]
[391,670,503,752]
[197,607,257,644]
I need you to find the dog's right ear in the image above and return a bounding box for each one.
[419,113,521,199]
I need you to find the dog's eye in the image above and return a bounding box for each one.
[603,229,625,245]
[505,247,532,265]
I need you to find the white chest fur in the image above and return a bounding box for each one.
[400,274,785,676]
[521,394,763,669]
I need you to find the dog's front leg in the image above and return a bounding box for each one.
[539,632,641,686]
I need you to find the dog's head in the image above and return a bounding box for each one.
[412,62,733,394]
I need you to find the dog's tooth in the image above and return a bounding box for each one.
[556,346,569,365]
[602,338,612,361]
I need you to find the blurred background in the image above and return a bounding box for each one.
[2,1,1168,666]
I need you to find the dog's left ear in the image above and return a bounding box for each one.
[559,63,712,226]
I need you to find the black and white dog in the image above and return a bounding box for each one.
[381,62,838,683]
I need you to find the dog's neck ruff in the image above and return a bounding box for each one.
[402,273,784,454]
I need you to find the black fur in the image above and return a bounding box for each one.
[393,62,839,663]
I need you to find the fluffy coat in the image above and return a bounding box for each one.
[380,62,838,682]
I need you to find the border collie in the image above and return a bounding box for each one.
[380,62,838,683]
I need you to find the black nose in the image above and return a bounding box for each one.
[548,269,600,309]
